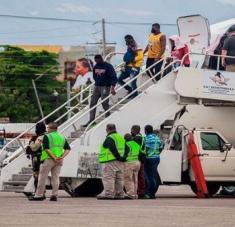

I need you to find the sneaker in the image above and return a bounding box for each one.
[97,195,115,200]
[143,194,156,199]
[114,195,125,200]
[124,195,133,200]
[28,196,46,201]
[23,192,34,198]
[138,194,145,199]
[50,195,58,201]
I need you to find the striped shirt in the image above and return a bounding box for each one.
[145,134,161,158]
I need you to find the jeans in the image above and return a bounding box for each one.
[89,86,111,122]
[144,157,160,197]
[118,66,140,98]
[146,58,163,82]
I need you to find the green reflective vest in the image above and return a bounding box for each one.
[126,140,140,162]
[138,135,146,154]
[99,133,125,163]
[41,131,65,161]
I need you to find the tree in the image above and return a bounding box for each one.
[0,45,66,122]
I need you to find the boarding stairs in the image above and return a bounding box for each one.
[0,55,157,193]
[1,53,235,194]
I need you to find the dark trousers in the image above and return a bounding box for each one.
[137,163,145,196]
[90,86,111,122]
[146,58,163,82]
[118,67,140,98]
[144,157,160,197]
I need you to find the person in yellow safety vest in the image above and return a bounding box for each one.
[144,23,166,82]
[130,125,146,199]
[97,123,126,200]
[118,35,144,99]
[123,133,141,199]
[29,122,70,201]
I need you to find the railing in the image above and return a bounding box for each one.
[181,52,235,70]
[84,59,181,145]
[60,58,166,136]
[0,83,94,166]
[0,54,126,165]
[104,52,125,62]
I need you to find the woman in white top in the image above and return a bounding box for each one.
[72,58,94,92]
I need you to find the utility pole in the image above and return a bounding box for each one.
[32,79,44,119]
[87,19,116,57]
[32,66,57,120]
[101,18,106,57]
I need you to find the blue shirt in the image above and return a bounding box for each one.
[145,133,161,158]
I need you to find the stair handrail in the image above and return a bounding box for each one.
[0,83,94,154]
[55,61,127,123]
[180,52,235,69]
[1,58,127,152]
[84,59,181,145]
[104,52,125,62]
[55,92,93,123]
[60,58,165,134]
[0,61,128,164]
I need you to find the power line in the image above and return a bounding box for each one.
[0,14,98,23]
[0,33,90,40]
[0,14,176,26]
[0,25,77,35]
[106,21,176,26]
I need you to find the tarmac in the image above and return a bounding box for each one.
[0,185,235,227]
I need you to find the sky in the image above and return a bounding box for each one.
[0,0,235,51]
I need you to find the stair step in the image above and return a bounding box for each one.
[3,180,28,186]
[12,174,32,181]
[119,99,129,104]
[67,137,77,143]
[21,167,33,174]
[70,131,84,138]
[3,185,25,192]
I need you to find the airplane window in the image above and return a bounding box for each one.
[200,132,225,150]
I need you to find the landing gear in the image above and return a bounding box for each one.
[190,182,220,197]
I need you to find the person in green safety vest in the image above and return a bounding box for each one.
[97,123,126,200]
[123,133,141,199]
[29,122,70,202]
[131,125,146,199]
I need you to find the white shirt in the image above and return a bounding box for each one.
[72,72,94,90]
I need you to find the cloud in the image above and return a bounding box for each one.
[28,10,39,16]
[216,0,235,6]
[56,2,93,14]
[118,9,154,16]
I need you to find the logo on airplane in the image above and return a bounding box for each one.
[210,72,229,86]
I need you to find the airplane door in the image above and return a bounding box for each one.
[177,15,211,68]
